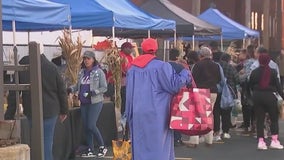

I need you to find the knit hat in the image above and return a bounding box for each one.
[141,38,158,54]
[83,51,96,58]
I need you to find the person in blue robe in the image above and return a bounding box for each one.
[125,38,191,160]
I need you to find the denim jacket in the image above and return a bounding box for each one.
[70,67,107,104]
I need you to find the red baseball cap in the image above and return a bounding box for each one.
[141,38,158,54]
[121,42,134,50]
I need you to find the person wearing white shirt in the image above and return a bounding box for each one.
[249,47,280,81]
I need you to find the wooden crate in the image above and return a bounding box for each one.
[0,120,16,140]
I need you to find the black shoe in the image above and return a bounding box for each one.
[238,123,246,129]
[241,128,250,136]
[174,140,184,146]
[81,148,96,158]
[97,146,107,158]
[230,124,237,129]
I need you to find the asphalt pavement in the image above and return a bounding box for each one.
[73,120,284,160]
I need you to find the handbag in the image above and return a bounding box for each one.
[273,92,284,119]
[273,92,283,109]
[220,83,235,109]
[112,126,131,160]
[169,75,213,136]
[217,64,235,109]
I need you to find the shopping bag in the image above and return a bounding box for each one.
[272,92,284,120]
[220,83,235,109]
[216,63,235,109]
[112,139,131,160]
[280,104,284,120]
[170,87,213,136]
[112,125,131,160]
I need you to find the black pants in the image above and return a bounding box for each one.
[280,76,284,90]
[120,86,126,115]
[4,90,17,120]
[120,86,129,139]
[242,104,254,128]
[213,93,232,133]
[253,91,279,138]
[174,131,182,141]
[241,84,254,128]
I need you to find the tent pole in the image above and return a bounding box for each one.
[174,30,177,47]
[112,26,115,39]
[192,35,195,50]
[221,35,224,51]
[28,32,30,43]
[167,40,170,61]
[163,40,166,61]
[112,26,115,47]
[69,25,72,39]
[12,20,16,47]
[148,30,150,38]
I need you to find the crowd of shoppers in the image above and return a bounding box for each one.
[3,39,284,160]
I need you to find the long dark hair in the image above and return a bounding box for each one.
[184,51,199,65]
[81,57,99,69]
[247,45,255,59]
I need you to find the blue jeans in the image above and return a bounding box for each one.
[81,102,104,151]
[28,116,58,160]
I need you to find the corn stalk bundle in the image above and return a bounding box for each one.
[58,30,84,86]
[176,40,184,59]
[105,47,122,109]
[226,41,238,63]
[175,40,188,68]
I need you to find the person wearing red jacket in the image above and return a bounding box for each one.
[120,42,134,115]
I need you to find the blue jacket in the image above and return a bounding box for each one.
[70,67,107,104]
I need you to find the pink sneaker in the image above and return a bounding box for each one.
[257,141,268,150]
[270,140,284,149]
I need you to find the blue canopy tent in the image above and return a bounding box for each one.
[1,0,71,159]
[198,8,259,40]
[3,0,71,46]
[49,0,114,29]
[50,0,176,38]
[2,0,71,31]
[94,0,175,29]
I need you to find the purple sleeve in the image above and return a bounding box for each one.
[157,63,191,94]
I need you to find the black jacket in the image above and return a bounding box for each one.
[192,58,221,93]
[19,55,68,119]
[249,67,284,98]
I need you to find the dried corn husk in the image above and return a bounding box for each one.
[105,47,122,109]
[226,41,238,63]
[58,30,84,86]
[176,40,184,59]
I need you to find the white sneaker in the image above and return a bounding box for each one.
[213,135,224,143]
[223,133,231,139]
[270,140,284,149]
[257,141,268,150]
[199,136,205,143]
[97,146,108,158]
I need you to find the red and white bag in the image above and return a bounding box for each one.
[169,78,213,136]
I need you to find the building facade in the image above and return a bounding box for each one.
[132,0,282,51]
